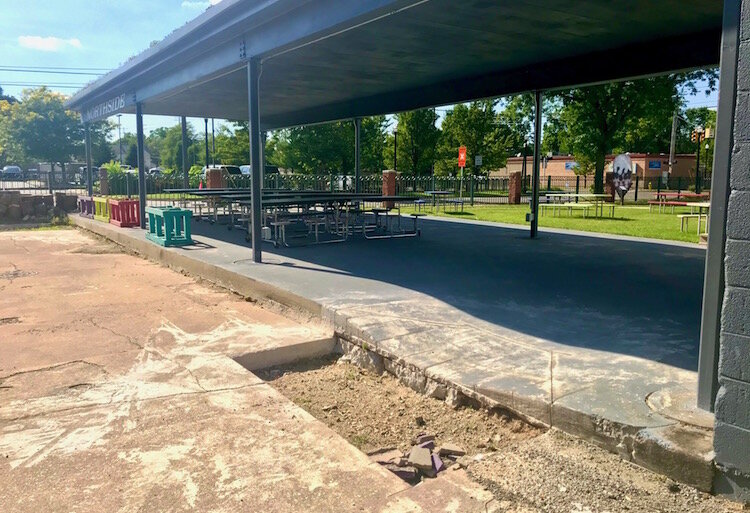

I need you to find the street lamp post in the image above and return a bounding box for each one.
[117,114,123,164]
[393,128,397,172]
[694,126,705,193]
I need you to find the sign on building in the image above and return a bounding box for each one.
[80,94,129,123]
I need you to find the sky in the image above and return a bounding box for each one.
[1,0,719,140]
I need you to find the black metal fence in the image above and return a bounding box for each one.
[0,170,88,196]
[1,171,714,208]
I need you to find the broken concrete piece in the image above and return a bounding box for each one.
[368,448,402,466]
[386,464,421,485]
[408,446,433,471]
[432,453,445,474]
[414,433,435,445]
[439,443,466,457]
[418,440,435,450]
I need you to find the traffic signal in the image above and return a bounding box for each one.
[691,131,698,143]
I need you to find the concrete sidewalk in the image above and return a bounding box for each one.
[0,229,497,512]
[72,216,716,491]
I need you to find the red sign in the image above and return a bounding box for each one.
[458,146,467,168]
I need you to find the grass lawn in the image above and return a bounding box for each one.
[403,203,704,244]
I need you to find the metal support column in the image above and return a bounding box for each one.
[247,58,263,263]
[84,124,93,197]
[204,118,209,168]
[136,103,147,229]
[261,131,267,189]
[530,90,542,238]
[181,116,189,188]
[354,118,362,193]
[697,0,741,411]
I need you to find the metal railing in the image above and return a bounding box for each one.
[1,171,714,208]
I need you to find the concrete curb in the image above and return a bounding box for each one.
[71,215,716,492]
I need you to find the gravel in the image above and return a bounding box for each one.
[258,355,537,455]
[259,355,742,512]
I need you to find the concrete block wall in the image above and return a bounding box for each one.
[715,0,750,500]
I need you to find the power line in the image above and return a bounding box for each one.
[1,82,86,89]
[0,64,110,71]
[0,67,104,76]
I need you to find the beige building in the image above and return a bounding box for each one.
[492,153,698,180]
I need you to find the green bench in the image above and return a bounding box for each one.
[145,206,193,247]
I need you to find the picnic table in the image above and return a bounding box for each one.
[678,201,711,235]
[651,191,710,213]
[424,191,452,212]
[541,193,614,218]
[655,191,709,200]
[234,194,420,246]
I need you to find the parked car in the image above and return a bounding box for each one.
[239,165,279,176]
[148,167,163,176]
[1,165,23,180]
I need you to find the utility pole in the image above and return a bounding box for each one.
[393,130,397,171]
[668,111,678,176]
[117,114,123,164]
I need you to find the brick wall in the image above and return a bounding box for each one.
[715,0,750,500]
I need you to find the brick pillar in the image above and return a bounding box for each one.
[99,169,108,196]
[712,0,750,502]
[508,171,522,204]
[382,169,396,209]
[206,169,226,189]
[604,172,616,202]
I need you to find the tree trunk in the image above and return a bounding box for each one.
[593,150,606,194]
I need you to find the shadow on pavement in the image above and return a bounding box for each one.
[191,216,705,371]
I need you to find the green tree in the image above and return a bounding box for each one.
[0,98,24,167]
[3,87,82,177]
[0,86,17,104]
[360,116,387,173]
[384,109,439,176]
[88,120,114,166]
[269,117,387,175]
[125,143,138,168]
[146,127,169,166]
[155,124,205,170]
[677,107,717,175]
[435,100,505,176]
[214,122,249,166]
[497,94,536,157]
[550,71,717,193]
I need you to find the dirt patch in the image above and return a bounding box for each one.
[470,430,739,513]
[0,317,20,325]
[0,269,35,281]
[260,356,739,513]
[69,243,123,255]
[258,355,539,457]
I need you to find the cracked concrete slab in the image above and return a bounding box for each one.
[1,228,497,512]
[71,214,715,489]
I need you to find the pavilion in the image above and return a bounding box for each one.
[65,0,750,499]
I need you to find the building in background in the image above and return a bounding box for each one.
[493,153,699,181]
